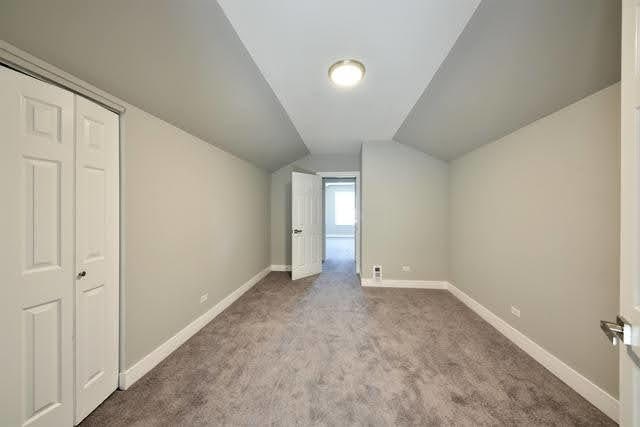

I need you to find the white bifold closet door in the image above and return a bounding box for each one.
[0,66,118,427]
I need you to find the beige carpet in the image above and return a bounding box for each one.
[82,269,613,426]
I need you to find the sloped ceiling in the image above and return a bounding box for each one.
[218,0,480,155]
[0,0,621,167]
[0,0,308,171]
[394,0,621,161]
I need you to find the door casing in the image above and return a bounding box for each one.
[318,172,361,275]
[619,1,640,425]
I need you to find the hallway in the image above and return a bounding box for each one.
[323,237,355,273]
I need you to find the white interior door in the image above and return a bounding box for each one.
[74,96,119,423]
[619,1,640,425]
[0,66,75,426]
[291,172,322,280]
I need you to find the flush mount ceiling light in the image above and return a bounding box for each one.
[328,59,365,87]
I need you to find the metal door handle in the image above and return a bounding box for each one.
[600,315,633,346]
[293,229,303,234]
[77,270,87,279]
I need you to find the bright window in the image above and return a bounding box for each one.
[335,191,355,225]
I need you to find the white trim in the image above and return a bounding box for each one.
[317,172,359,178]
[360,278,448,289]
[118,99,128,391]
[0,41,126,113]
[270,264,291,272]
[446,282,619,422]
[118,266,271,390]
[326,234,355,238]
[317,171,361,275]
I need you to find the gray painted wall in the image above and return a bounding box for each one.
[124,105,270,368]
[325,181,356,237]
[361,141,449,281]
[450,84,620,396]
[270,154,360,266]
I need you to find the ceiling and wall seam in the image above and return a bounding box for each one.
[217,5,310,159]
[394,0,621,162]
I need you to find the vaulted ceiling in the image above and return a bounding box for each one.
[217,0,479,155]
[0,0,621,170]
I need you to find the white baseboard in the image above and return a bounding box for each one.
[446,282,619,422]
[270,264,291,272]
[118,266,271,390]
[360,278,448,289]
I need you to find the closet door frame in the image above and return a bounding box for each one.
[0,41,126,423]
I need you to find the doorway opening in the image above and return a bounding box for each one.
[322,176,357,273]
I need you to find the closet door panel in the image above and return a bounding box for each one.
[0,66,74,427]
[74,95,119,424]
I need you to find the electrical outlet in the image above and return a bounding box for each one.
[511,306,521,318]
[373,265,382,282]
[402,265,411,272]
[200,293,208,304]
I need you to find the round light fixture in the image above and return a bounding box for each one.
[328,59,365,87]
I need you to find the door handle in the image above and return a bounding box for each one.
[77,270,87,279]
[600,315,634,346]
[293,229,303,234]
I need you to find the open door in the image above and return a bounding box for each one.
[291,172,322,280]
[606,1,640,424]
